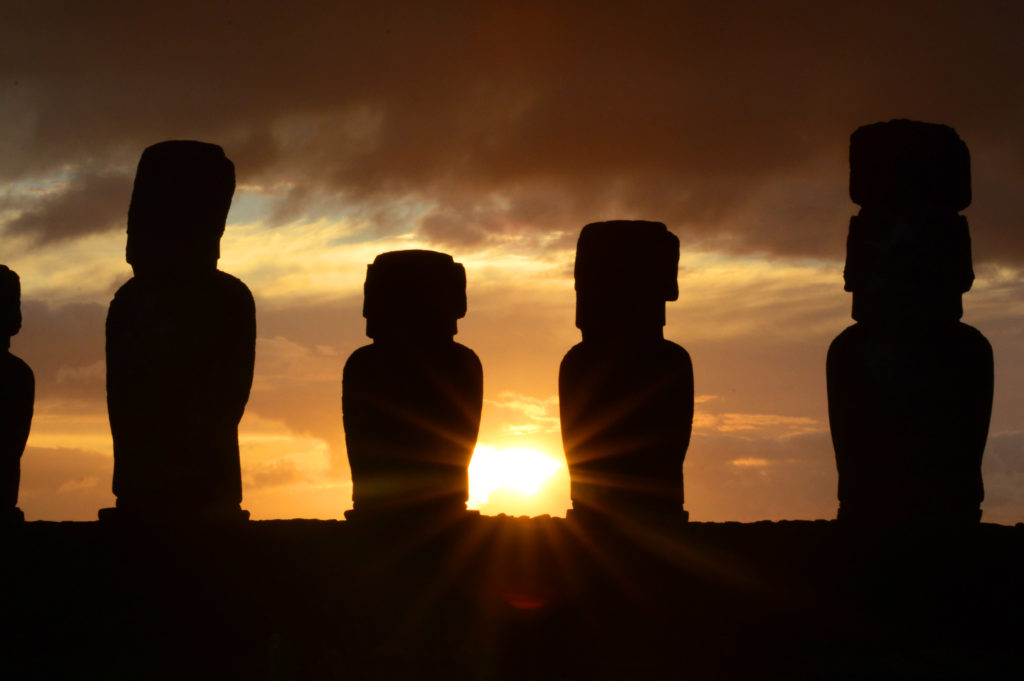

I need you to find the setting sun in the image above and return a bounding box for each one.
[468,445,565,515]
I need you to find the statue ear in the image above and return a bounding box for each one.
[451,263,467,320]
[663,231,680,302]
[0,308,20,338]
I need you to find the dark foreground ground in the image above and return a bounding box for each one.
[3,516,1023,680]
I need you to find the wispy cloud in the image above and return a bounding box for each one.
[696,412,823,437]
[484,391,560,435]
[730,458,772,468]
[19,446,114,520]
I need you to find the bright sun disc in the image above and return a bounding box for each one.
[468,445,563,508]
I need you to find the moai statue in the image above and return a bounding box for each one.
[1,266,34,523]
[828,120,994,525]
[342,250,483,521]
[103,141,255,522]
[560,221,694,524]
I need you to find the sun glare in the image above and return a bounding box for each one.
[468,445,563,509]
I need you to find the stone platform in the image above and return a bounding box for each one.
[2,517,1022,679]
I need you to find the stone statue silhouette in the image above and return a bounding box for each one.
[560,221,694,524]
[828,120,994,524]
[342,250,483,520]
[1,266,34,523]
[103,141,255,522]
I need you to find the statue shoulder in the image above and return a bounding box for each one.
[954,322,993,352]
[110,277,139,303]
[827,323,863,359]
[344,343,377,367]
[451,342,482,369]
[2,352,34,385]
[212,271,255,306]
[659,339,692,366]
[558,342,588,376]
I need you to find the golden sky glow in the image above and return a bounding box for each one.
[5,2,1024,523]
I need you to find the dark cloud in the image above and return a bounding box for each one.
[239,298,365,476]
[16,300,107,405]
[683,335,837,424]
[4,170,131,243]
[3,1,1022,260]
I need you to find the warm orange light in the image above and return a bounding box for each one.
[468,444,563,509]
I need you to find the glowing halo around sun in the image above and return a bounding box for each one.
[467,445,563,510]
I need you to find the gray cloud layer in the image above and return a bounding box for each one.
[3,1,1023,259]
[4,171,131,244]
[17,300,106,401]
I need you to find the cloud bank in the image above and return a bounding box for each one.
[3,1,1023,260]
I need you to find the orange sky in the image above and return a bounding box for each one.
[3,1,1024,523]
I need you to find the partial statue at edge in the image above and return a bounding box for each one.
[560,221,694,525]
[102,141,255,523]
[828,120,993,525]
[1,266,34,523]
[342,250,483,522]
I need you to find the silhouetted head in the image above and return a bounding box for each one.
[126,140,235,278]
[845,120,974,323]
[0,265,21,342]
[574,221,679,338]
[850,119,970,213]
[363,250,467,341]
